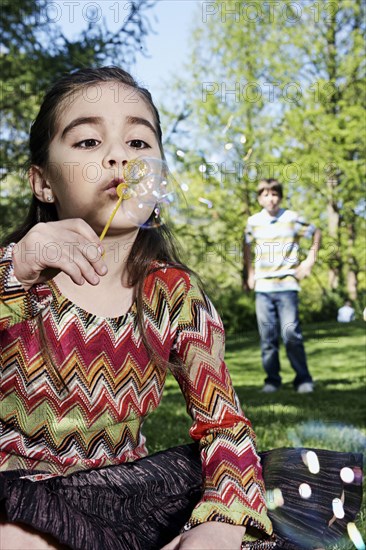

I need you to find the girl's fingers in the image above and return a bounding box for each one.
[47,260,85,286]
[32,237,102,286]
[79,240,107,278]
[55,220,108,278]
[55,246,103,286]
[57,218,102,246]
[14,219,109,287]
[68,220,105,261]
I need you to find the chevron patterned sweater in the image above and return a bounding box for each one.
[0,244,272,536]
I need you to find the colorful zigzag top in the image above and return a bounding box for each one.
[0,244,272,537]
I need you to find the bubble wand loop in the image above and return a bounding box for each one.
[99,183,131,242]
[99,158,150,244]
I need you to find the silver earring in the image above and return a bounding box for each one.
[47,196,53,202]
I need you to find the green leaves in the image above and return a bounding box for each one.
[163,0,365,322]
[1,0,156,239]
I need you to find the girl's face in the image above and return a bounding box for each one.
[44,82,162,234]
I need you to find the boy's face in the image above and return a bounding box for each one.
[258,189,282,216]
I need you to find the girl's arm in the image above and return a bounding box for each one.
[169,274,273,545]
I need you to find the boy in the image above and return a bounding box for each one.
[243,179,321,393]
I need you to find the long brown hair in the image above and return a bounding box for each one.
[2,66,195,386]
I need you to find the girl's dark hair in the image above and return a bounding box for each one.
[3,66,194,387]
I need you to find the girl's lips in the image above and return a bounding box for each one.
[104,178,125,197]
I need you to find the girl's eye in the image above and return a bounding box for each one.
[73,139,100,149]
[127,139,150,150]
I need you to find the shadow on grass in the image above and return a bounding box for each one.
[234,385,365,442]
[143,384,365,452]
[225,320,365,355]
[144,320,365,475]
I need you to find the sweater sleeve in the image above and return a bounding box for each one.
[170,275,273,540]
[0,244,52,331]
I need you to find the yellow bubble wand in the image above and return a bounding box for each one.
[99,183,131,241]
[99,159,149,242]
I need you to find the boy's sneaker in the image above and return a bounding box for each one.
[261,384,278,393]
[297,382,314,394]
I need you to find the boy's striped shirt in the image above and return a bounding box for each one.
[245,208,316,292]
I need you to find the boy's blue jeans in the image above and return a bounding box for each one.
[255,291,313,388]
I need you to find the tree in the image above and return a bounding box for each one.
[161,1,279,329]
[269,0,366,300]
[0,0,156,238]
[164,0,365,327]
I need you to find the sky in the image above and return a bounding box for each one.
[57,0,203,103]
[131,0,203,100]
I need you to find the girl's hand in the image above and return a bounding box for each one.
[12,219,107,290]
[160,522,246,550]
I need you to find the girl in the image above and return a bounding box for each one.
[0,67,362,550]
[0,66,273,550]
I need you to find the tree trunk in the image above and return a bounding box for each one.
[326,177,342,289]
[346,220,358,300]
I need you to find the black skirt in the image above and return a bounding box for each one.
[0,445,363,550]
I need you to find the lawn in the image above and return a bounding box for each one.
[143,320,366,549]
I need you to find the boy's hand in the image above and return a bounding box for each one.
[12,219,108,291]
[161,522,246,550]
[295,259,314,280]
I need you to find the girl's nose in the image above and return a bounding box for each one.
[105,158,127,168]
[102,144,130,169]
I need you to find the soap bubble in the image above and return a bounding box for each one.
[332,497,345,519]
[267,424,364,549]
[347,523,365,550]
[301,450,320,474]
[298,482,312,499]
[266,487,284,510]
[101,156,226,232]
[340,467,355,483]
[102,157,183,232]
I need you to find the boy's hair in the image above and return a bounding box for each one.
[257,179,283,198]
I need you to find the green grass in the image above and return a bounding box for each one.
[143,320,366,549]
